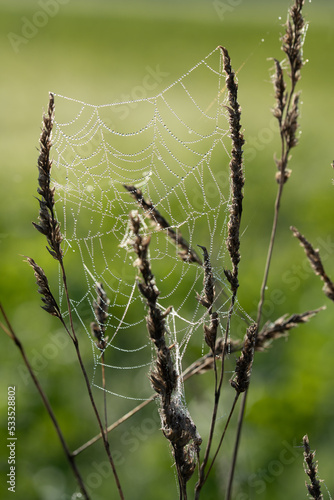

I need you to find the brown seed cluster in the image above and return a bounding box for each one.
[90,283,110,350]
[184,306,323,378]
[291,227,334,301]
[220,46,245,294]
[230,323,257,394]
[32,92,63,261]
[282,0,305,87]
[303,435,323,500]
[256,307,325,350]
[129,211,201,486]
[26,257,61,318]
[273,0,306,184]
[196,245,219,352]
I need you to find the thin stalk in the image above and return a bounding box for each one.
[59,261,124,500]
[59,259,77,341]
[33,92,125,496]
[227,116,287,500]
[205,392,240,484]
[0,304,90,500]
[227,2,306,489]
[196,45,244,498]
[101,352,109,441]
[72,328,124,500]
[72,395,156,456]
[226,391,247,500]
[176,461,188,500]
[256,177,285,326]
[195,355,218,499]
[195,291,237,499]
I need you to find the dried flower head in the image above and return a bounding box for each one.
[196,245,219,351]
[273,0,306,184]
[129,210,201,487]
[283,92,300,150]
[291,226,334,301]
[90,282,110,350]
[303,435,323,500]
[256,307,325,351]
[196,246,214,309]
[219,46,245,293]
[282,0,306,87]
[33,93,63,261]
[272,58,287,123]
[26,257,61,318]
[230,323,257,394]
[184,304,323,378]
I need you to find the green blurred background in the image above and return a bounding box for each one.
[1,0,334,499]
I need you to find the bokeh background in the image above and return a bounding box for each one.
[1,1,334,499]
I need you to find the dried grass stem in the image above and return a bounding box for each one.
[124,185,202,265]
[129,211,201,495]
[219,46,245,293]
[291,226,334,301]
[33,92,63,261]
[303,435,323,500]
[230,323,257,394]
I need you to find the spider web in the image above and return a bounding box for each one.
[51,47,245,403]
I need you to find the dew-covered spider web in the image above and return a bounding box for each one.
[51,47,249,405]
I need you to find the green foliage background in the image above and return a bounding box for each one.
[1,1,334,499]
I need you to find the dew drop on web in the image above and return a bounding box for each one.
[51,46,243,401]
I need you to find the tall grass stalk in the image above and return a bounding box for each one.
[2,0,330,498]
[227,1,307,497]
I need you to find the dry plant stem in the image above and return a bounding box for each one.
[63,292,124,499]
[303,435,324,499]
[226,393,247,500]
[101,354,108,440]
[32,93,124,500]
[226,323,257,500]
[230,3,305,497]
[91,283,110,441]
[195,293,237,499]
[0,304,91,500]
[129,211,201,499]
[194,247,220,498]
[42,285,124,498]
[124,185,202,265]
[256,183,284,327]
[205,393,240,483]
[59,260,77,341]
[219,45,244,295]
[257,0,305,339]
[196,46,245,499]
[57,197,124,494]
[52,193,124,500]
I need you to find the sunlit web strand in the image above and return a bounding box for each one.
[50,46,241,403]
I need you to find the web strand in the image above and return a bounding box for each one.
[51,47,247,403]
